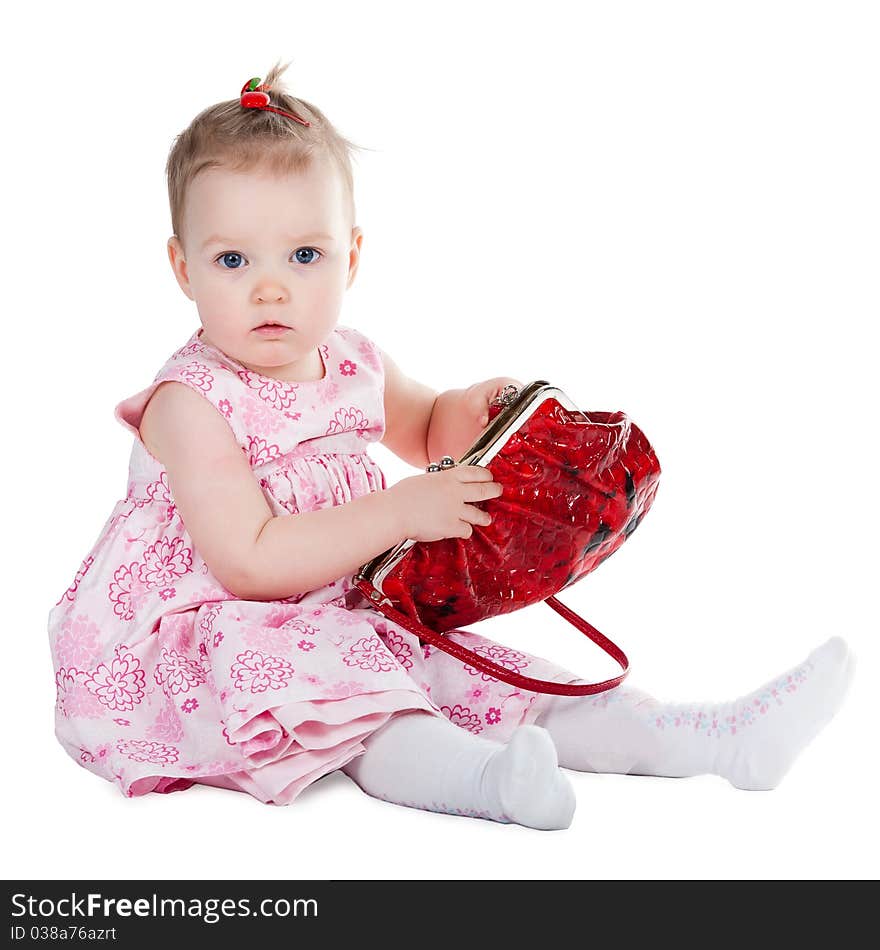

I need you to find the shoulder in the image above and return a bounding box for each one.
[333,324,384,370]
[140,380,239,467]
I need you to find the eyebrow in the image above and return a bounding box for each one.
[201,233,336,250]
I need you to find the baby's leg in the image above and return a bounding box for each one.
[341,710,576,829]
[534,636,854,790]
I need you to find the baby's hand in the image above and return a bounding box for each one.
[468,377,525,428]
[390,465,504,542]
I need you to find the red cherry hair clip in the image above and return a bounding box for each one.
[240,77,310,126]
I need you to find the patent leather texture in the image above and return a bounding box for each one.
[355,385,662,695]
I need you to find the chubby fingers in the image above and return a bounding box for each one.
[471,377,525,426]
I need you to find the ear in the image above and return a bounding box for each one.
[346,226,363,290]
[167,236,195,301]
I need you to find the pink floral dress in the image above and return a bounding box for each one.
[47,324,581,804]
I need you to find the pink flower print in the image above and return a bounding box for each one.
[466,684,490,703]
[242,624,293,654]
[58,555,94,605]
[113,718,131,726]
[55,669,105,720]
[145,471,173,505]
[317,379,342,407]
[339,359,358,377]
[326,406,369,437]
[84,649,146,711]
[485,707,502,725]
[181,698,199,714]
[80,742,112,768]
[148,502,177,528]
[197,640,210,672]
[325,680,366,699]
[231,650,295,694]
[116,739,179,765]
[173,339,206,360]
[155,648,206,696]
[333,608,365,628]
[383,629,414,671]
[357,339,382,373]
[178,361,214,393]
[218,398,233,418]
[202,665,219,698]
[304,674,324,687]
[221,725,235,746]
[199,605,221,637]
[297,640,316,652]
[107,562,150,621]
[464,646,528,683]
[283,411,302,422]
[158,587,176,601]
[64,684,107,719]
[342,636,398,673]
[422,644,433,659]
[214,631,224,648]
[55,613,102,670]
[146,702,184,743]
[240,393,286,436]
[263,604,301,628]
[139,536,194,589]
[158,614,193,653]
[282,618,320,638]
[369,617,396,638]
[183,759,243,776]
[239,370,297,410]
[441,704,483,733]
[244,435,282,467]
[291,484,329,513]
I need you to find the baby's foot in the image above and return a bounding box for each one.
[481,725,576,830]
[714,636,855,790]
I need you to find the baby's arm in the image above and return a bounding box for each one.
[140,382,410,601]
[427,377,525,462]
[376,346,522,465]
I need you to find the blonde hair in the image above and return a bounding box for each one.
[166,59,366,252]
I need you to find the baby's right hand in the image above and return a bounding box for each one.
[390,465,503,542]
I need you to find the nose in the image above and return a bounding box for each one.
[253,273,290,304]
[255,287,288,304]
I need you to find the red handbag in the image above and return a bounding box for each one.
[354,381,662,696]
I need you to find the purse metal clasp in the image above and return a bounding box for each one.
[425,455,457,473]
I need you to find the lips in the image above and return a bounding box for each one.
[255,322,289,329]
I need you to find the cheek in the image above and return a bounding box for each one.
[194,283,240,331]
[311,271,346,309]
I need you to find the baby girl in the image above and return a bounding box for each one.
[47,60,854,830]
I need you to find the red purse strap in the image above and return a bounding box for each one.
[353,578,629,696]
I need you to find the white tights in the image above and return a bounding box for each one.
[340,636,854,830]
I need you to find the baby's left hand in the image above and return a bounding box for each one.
[466,377,525,428]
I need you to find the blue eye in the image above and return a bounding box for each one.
[213,248,322,269]
[216,252,245,269]
[294,247,321,264]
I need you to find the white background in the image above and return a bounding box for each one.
[3,0,877,881]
